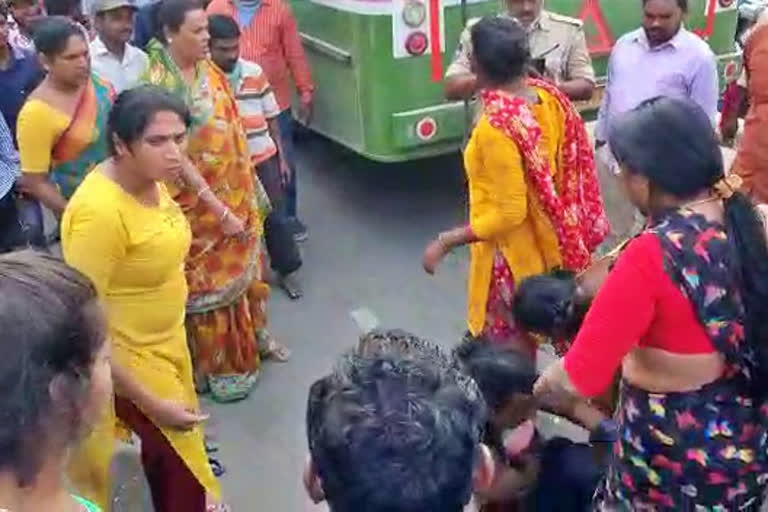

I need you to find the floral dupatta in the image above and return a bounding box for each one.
[480,78,609,271]
[50,75,114,199]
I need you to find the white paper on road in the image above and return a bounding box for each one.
[350,307,381,335]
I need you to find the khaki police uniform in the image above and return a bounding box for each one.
[446,10,596,86]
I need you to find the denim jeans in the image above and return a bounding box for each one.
[277,109,298,219]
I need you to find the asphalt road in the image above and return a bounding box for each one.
[207,133,474,511]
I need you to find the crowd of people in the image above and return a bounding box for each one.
[2,0,768,511]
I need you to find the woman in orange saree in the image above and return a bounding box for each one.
[732,10,768,203]
[143,0,273,403]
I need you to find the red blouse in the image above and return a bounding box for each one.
[563,233,715,397]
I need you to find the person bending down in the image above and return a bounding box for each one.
[455,341,614,512]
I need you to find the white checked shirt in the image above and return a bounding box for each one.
[0,115,19,200]
[89,36,149,93]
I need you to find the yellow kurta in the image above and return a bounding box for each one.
[61,169,220,509]
[464,87,565,335]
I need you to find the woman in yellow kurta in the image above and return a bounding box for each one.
[62,87,222,511]
[423,17,608,360]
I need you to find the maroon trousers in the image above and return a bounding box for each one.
[115,397,206,512]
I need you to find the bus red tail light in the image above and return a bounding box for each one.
[416,117,437,141]
[405,32,429,56]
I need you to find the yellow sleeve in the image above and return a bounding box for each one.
[470,122,528,240]
[61,192,128,295]
[17,100,65,174]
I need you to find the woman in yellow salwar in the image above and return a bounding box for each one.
[62,87,224,512]
[143,0,278,402]
[423,17,608,361]
[17,16,113,216]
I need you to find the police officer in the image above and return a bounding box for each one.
[445,0,595,102]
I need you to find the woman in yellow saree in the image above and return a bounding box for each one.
[17,16,113,217]
[143,0,272,403]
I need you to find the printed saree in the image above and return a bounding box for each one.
[144,40,267,402]
[596,210,768,510]
[51,74,113,199]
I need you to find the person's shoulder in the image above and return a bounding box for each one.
[678,28,715,57]
[126,43,149,62]
[239,58,265,77]
[614,28,643,47]
[66,170,121,213]
[542,9,583,30]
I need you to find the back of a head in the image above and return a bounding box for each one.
[611,96,768,381]
[513,273,577,337]
[470,16,529,86]
[307,333,486,512]
[0,252,104,485]
[609,96,723,199]
[454,341,536,411]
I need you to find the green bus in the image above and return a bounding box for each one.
[292,0,742,162]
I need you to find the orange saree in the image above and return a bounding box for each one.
[732,23,768,203]
[144,40,268,403]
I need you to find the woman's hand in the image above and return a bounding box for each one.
[533,358,578,399]
[423,238,449,275]
[147,398,209,431]
[221,211,247,237]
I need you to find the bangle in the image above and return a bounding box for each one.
[438,232,453,249]
[220,209,230,222]
[197,185,210,198]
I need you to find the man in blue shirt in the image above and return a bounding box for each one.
[0,4,42,144]
[0,113,21,252]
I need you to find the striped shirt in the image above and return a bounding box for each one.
[207,0,314,111]
[228,59,281,165]
[0,114,19,199]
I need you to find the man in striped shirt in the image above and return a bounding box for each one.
[209,13,304,299]
[207,0,313,242]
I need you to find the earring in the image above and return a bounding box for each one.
[168,38,173,44]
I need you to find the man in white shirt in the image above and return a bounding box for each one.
[89,0,148,93]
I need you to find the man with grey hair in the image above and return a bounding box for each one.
[303,329,494,512]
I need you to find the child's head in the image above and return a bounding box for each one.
[455,340,536,431]
[513,271,586,339]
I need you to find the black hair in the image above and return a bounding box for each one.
[0,251,105,486]
[207,13,240,42]
[455,340,536,411]
[107,85,191,155]
[33,15,85,57]
[307,331,486,512]
[470,16,530,86]
[156,0,204,44]
[642,0,688,11]
[43,0,80,16]
[0,3,8,19]
[514,271,585,338]
[609,96,768,381]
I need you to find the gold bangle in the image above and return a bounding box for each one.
[220,209,230,222]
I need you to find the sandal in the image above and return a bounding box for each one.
[259,331,291,362]
[209,457,226,477]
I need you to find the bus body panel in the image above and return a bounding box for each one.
[294,0,740,162]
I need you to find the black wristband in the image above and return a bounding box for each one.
[589,419,619,444]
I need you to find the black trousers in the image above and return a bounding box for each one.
[0,191,45,253]
[257,157,301,276]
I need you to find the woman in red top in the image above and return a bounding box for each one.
[535,97,768,510]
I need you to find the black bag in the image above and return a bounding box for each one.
[0,191,45,253]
